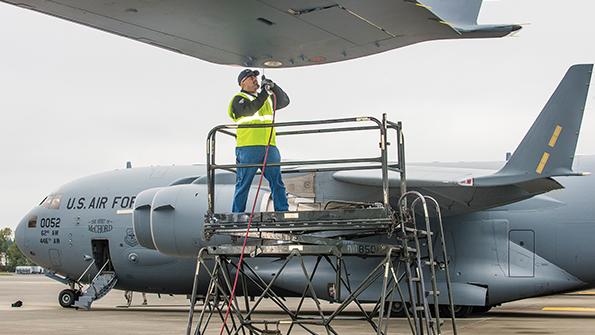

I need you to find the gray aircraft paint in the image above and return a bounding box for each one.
[0,0,519,68]
[13,65,595,307]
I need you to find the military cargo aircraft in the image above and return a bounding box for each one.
[5,0,594,318]
[13,63,594,315]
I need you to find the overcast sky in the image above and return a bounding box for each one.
[1,0,595,231]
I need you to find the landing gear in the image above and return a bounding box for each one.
[439,304,474,318]
[384,301,407,317]
[472,305,493,315]
[58,289,79,308]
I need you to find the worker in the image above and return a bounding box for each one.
[124,290,133,306]
[228,69,290,213]
[124,291,148,306]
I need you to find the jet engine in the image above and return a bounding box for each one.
[133,182,259,257]
[150,184,206,256]
[132,187,164,250]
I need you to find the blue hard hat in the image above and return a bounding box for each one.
[237,69,260,85]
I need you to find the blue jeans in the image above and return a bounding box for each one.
[232,146,289,213]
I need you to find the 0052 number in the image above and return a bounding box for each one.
[40,217,61,228]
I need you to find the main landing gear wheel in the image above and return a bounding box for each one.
[439,304,474,318]
[58,289,77,308]
[384,301,407,317]
[472,305,493,315]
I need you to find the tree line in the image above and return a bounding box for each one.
[0,227,33,272]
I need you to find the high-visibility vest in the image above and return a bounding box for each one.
[228,92,276,147]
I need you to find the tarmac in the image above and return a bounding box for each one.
[2,274,595,334]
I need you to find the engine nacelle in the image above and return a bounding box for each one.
[132,187,165,250]
[151,183,248,256]
[135,181,265,257]
[149,184,205,257]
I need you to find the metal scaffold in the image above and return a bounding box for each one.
[186,115,457,335]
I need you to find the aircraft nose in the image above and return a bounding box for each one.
[15,216,27,253]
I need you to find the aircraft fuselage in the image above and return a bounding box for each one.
[15,156,595,307]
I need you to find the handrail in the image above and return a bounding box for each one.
[77,259,96,283]
[212,156,382,170]
[206,114,406,214]
[410,195,458,335]
[91,259,111,283]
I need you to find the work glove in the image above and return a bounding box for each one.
[261,78,275,90]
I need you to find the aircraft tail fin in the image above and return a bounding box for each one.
[474,64,593,187]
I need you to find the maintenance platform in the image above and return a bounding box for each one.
[186,115,457,335]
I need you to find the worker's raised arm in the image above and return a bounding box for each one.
[230,91,270,118]
[271,85,290,110]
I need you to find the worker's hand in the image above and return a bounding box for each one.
[261,78,275,90]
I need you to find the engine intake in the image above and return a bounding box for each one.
[132,187,164,250]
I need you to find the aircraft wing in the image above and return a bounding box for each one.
[334,64,594,216]
[2,0,519,68]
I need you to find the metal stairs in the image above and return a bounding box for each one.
[73,261,118,310]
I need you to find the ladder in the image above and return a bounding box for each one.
[397,192,457,335]
[73,259,118,310]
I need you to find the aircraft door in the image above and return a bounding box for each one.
[91,239,114,272]
[49,248,62,267]
[508,230,535,277]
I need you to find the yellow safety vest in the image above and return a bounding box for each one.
[228,92,276,147]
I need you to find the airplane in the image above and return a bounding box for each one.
[13,63,595,316]
[6,0,594,319]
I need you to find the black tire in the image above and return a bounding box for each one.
[439,304,474,318]
[472,305,493,315]
[384,301,407,317]
[58,289,77,308]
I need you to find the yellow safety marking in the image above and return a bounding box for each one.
[543,307,595,312]
[548,125,563,148]
[571,291,595,295]
[415,3,432,9]
[536,152,550,174]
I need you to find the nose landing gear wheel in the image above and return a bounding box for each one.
[58,289,77,308]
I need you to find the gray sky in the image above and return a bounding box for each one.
[1,0,594,231]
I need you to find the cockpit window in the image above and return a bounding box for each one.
[40,194,62,209]
[49,196,61,209]
[28,216,37,228]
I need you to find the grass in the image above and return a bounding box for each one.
[0,272,13,276]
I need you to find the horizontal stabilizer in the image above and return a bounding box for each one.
[333,166,564,216]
